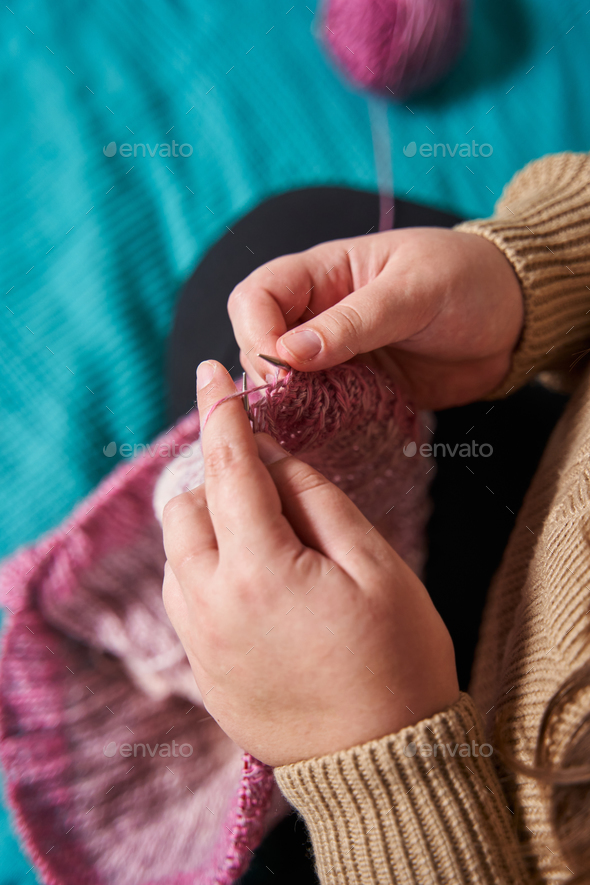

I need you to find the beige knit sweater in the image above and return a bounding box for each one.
[275,152,590,885]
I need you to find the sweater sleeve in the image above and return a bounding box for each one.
[455,151,590,397]
[274,693,531,885]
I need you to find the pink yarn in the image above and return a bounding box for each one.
[322,0,467,99]
[0,362,433,884]
[250,364,433,573]
[0,406,275,885]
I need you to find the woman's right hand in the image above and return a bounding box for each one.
[228,226,524,410]
[162,360,459,767]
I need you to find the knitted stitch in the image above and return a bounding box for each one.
[254,364,433,574]
[0,362,432,885]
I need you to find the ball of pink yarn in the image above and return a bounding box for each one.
[322,0,467,100]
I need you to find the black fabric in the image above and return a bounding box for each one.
[167,187,568,884]
[424,382,567,691]
[238,813,318,885]
[168,188,461,419]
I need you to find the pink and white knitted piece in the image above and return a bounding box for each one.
[0,362,433,885]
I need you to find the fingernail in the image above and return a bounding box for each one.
[196,360,216,390]
[255,433,289,465]
[281,329,321,362]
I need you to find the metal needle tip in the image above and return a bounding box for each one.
[257,353,291,370]
[242,372,250,418]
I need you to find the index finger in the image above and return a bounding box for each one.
[227,239,355,382]
[196,360,297,556]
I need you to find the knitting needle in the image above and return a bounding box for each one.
[242,372,251,420]
[257,353,291,371]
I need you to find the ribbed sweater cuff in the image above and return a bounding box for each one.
[275,693,528,885]
[455,151,590,398]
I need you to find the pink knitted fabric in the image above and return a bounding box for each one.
[0,362,433,885]
[253,364,432,574]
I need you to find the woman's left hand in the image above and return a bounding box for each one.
[162,360,459,767]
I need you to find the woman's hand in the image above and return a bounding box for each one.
[162,360,459,767]
[228,227,524,410]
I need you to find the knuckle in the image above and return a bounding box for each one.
[205,440,248,479]
[162,565,188,621]
[161,571,177,614]
[331,302,364,343]
[162,491,194,526]
[284,462,332,498]
[227,269,267,317]
[218,567,251,600]
[227,285,246,318]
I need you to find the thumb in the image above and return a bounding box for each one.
[276,279,416,370]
